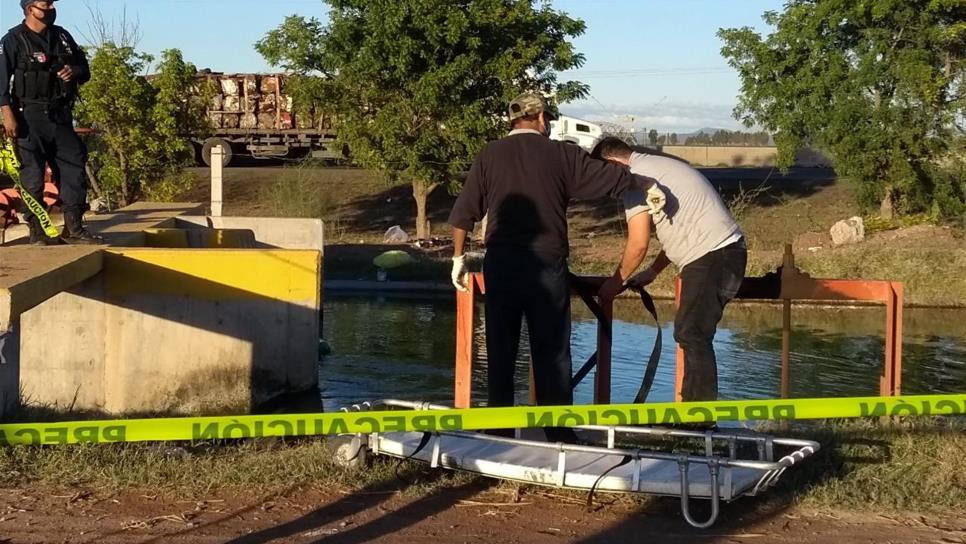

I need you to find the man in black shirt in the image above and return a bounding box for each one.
[0,0,101,245]
[449,92,652,439]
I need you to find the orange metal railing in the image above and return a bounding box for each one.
[454,245,903,407]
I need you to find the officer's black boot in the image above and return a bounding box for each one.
[26,215,56,246]
[62,210,103,245]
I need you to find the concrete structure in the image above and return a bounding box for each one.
[0,204,324,417]
[174,216,325,251]
[18,249,320,414]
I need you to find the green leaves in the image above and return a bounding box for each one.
[75,44,208,207]
[257,1,588,237]
[720,0,966,218]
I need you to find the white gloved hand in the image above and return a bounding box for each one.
[645,183,668,224]
[451,255,469,293]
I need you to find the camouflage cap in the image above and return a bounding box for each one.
[508,92,558,122]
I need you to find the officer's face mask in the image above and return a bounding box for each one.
[30,5,57,25]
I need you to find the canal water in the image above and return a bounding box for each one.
[319,294,966,411]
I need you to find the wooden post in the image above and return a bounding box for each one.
[883,282,904,396]
[594,296,613,404]
[780,244,795,398]
[454,273,476,408]
[893,282,904,395]
[210,146,224,217]
[528,361,536,405]
[781,299,791,398]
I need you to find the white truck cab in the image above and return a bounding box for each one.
[549,115,603,152]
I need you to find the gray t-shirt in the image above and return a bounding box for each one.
[623,152,743,269]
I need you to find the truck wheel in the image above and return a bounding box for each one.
[202,138,234,167]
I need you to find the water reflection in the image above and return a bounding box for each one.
[320,295,966,411]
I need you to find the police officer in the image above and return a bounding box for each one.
[0,0,101,245]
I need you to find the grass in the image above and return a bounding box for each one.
[0,437,480,498]
[257,160,342,220]
[778,417,966,513]
[1,417,963,515]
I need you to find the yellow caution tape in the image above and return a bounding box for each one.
[1,394,963,446]
[0,137,60,238]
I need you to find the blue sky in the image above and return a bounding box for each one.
[1,0,782,132]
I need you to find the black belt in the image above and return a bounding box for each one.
[569,274,663,403]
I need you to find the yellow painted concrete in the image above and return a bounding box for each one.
[103,249,321,303]
[21,248,322,414]
[144,228,257,248]
[0,202,204,331]
[6,203,324,415]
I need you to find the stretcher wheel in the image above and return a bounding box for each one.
[327,435,368,469]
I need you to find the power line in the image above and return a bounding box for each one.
[561,67,733,79]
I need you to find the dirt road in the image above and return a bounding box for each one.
[1,484,961,544]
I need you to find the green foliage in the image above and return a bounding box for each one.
[76,46,208,207]
[257,161,339,219]
[719,0,966,217]
[150,49,211,171]
[256,1,589,237]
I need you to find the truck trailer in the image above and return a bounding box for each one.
[193,72,346,167]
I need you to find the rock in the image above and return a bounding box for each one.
[830,216,865,246]
[383,225,409,244]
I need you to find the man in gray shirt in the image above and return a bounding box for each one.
[592,137,746,401]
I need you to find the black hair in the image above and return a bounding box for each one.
[591,136,634,160]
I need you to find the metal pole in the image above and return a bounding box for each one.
[780,244,794,398]
[781,299,791,398]
[454,273,476,408]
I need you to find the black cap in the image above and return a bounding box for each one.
[21,0,55,9]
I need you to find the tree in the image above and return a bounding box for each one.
[669,132,678,145]
[76,46,208,207]
[256,1,590,239]
[647,129,659,146]
[720,0,966,218]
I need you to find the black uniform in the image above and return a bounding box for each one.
[449,130,639,423]
[0,22,90,218]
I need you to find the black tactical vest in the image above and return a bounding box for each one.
[11,24,77,105]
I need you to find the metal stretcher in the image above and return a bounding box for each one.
[336,400,820,528]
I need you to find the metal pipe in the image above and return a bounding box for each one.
[679,459,720,528]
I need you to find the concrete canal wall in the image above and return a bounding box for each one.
[1,205,324,417]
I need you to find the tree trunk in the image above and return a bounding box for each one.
[118,150,131,207]
[879,184,895,220]
[412,180,440,240]
[85,164,103,200]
